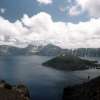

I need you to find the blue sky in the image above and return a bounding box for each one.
[0,0,100,48]
[0,0,89,23]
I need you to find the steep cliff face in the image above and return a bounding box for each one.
[70,48,100,57]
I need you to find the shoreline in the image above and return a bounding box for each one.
[0,80,30,100]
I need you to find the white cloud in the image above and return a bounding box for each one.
[67,0,72,3]
[68,5,81,16]
[0,12,100,48]
[0,8,6,14]
[36,0,53,5]
[76,0,100,17]
[69,0,100,17]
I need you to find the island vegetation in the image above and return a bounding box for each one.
[43,54,100,71]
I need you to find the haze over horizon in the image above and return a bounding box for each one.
[0,0,100,48]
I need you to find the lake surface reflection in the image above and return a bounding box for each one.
[0,56,100,100]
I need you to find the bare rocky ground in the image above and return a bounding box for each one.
[0,80,30,100]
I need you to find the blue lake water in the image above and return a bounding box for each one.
[0,56,100,100]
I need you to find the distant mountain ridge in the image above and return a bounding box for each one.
[0,44,100,57]
[38,45,100,57]
[37,44,67,56]
[0,45,43,56]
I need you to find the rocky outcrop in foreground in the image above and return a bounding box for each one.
[63,76,100,100]
[0,80,30,100]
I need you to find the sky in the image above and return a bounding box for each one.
[0,0,100,48]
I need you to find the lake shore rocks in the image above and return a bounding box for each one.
[0,80,30,100]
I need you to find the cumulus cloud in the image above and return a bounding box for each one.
[0,12,100,48]
[69,0,100,17]
[0,8,6,14]
[36,0,53,5]
[68,5,81,16]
